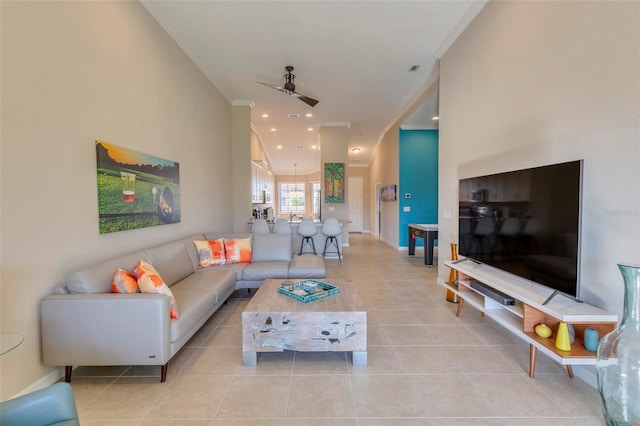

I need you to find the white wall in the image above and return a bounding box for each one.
[438,0,639,380]
[0,1,232,398]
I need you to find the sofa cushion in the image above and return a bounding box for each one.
[204,232,251,241]
[288,255,327,279]
[251,233,292,262]
[179,234,207,271]
[135,260,180,319]
[200,263,247,281]
[145,241,195,287]
[194,239,226,267]
[67,251,148,294]
[168,286,216,344]
[179,269,236,304]
[112,269,139,293]
[224,237,252,264]
[242,261,290,281]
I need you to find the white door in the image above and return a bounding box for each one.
[375,183,381,237]
[348,176,363,232]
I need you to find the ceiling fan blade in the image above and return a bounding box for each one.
[256,80,319,107]
[256,81,288,94]
[292,92,319,107]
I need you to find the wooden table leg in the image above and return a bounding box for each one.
[529,344,537,378]
[566,365,574,378]
[455,298,465,317]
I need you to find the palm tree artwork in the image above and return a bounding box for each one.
[324,162,345,203]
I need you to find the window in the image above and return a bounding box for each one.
[311,181,321,219]
[279,182,305,215]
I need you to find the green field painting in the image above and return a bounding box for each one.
[96,141,180,234]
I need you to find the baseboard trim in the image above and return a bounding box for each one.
[12,367,66,398]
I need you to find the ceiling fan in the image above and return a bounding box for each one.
[256,66,319,107]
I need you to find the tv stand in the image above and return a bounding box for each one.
[542,290,584,305]
[439,259,617,378]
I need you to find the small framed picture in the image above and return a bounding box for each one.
[381,185,396,202]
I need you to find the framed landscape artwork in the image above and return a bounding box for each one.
[324,162,345,203]
[96,141,180,234]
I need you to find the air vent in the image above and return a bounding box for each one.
[288,113,300,118]
[408,65,420,72]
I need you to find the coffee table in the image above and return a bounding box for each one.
[242,278,367,366]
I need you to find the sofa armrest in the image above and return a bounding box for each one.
[41,294,172,367]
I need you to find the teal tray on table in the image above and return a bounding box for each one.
[277,279,340,303]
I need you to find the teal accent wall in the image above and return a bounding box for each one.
[399,129,438,247]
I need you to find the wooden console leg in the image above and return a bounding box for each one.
[160,363,168,382]
[455,298,465,317]
[64,366,73,383]
[529,344,537,378]
[566,365,574,378]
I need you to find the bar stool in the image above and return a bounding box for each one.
[251,219,269,233]
[469,217,494,259]
[272,218,292,234]
[297,218,318,255]
[322,218,342,262]
[494,217,520,259]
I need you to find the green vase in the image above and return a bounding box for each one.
[596,263,640,425]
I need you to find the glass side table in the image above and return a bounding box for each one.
[0,332,24,356]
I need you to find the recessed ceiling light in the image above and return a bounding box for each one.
[261,113,269,118]
[305,113,313,118]
[270,128,277,132]
[352,148,361,153]
[277,145,283,149]
[307,127,314,132]
[311,145,317,149]
[432,115,439,121]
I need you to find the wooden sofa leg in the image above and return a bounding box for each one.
[160,364,168,382]
[64,366,73,382]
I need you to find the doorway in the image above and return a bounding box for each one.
[348,176,363,232]
[375,183,381,238]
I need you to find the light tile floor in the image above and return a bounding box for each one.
[69,233,605,425]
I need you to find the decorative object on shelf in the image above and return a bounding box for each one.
[446,243,460,303]
[596,263,640,426]
[555,322,572,351]
[567,323,575,344]
[584,327,599,352]
[534,323,552,338]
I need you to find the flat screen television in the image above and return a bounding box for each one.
[458,160,583,298]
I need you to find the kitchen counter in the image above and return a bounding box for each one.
[247,220,343,259]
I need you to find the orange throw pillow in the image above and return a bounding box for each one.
[112,268,139,294]
[194,239,226,267]
[135,260,179,319]
[224,237,252,264]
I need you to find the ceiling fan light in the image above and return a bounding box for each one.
[352,148,361,153]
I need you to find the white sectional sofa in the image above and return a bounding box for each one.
[41,232,325,382]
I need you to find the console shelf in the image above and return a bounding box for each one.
[438,259,617,378]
